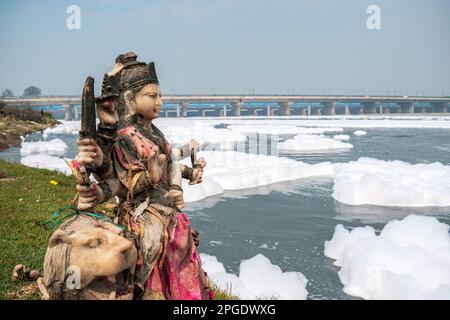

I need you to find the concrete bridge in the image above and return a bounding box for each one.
[2,95,450,120]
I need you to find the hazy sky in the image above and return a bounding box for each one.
[1,0,449,96]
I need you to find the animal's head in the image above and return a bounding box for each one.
[42,215,137,299]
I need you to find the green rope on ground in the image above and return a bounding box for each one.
[42,205,128,232]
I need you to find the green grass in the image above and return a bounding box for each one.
[0,159,238,300]
[210,283,240,300]
[0,159,76,299]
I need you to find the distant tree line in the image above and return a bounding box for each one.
[1,86,42,98]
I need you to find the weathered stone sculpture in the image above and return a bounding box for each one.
[37,214,137,300]
[36,52,212,300]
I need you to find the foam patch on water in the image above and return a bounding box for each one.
[204,116,450,129]
[42,120,81,138]
[227,124,344,135]
[158,121,246,146]
[182,150,334,202]
[20,155,71,175]
[279,135,353,152]
[333,134,350,141]
[332,158,450,207]
[353,130,367,136]
[20,138,68,157]
[183,154,450,207]
[324,215,450,299]
[201,253,308,299]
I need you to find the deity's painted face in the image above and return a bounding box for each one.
[132,83,162,120]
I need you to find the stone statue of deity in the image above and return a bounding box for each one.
[40,52,213,300]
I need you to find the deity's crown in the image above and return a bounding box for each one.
[120,52,159,92]
[96,51,158,102]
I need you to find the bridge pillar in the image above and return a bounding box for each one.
[307,104,312,116]
[222,105,228,117]
[266,105,271,116]
[321,102,336,115]
[432,102,448,113]
[362,102,377,114]
[165,110,169,118]
[344,104,350,115]
[180,102,188,118]
[399,102,415,113]
[64,103,75,121]
[232,101,241,117]
[280,101,292,116]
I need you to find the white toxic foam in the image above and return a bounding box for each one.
[333,134,350,141]
[158,121,247,146]
[42,120,81,138]
[279,134,353,152]
[184,154,450,207]
[353,130,367,136]
[218,116,450,129]
[324,215,450,300]
[182,150,334,203]
[201,253,308,299]
[332,157,450,207]
[20,155,72,175]
[227,124,344,135]
[20,138,68,157]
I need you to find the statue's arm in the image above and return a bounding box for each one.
[172,143,191,161]
[180,164,194,181]
[168,153,183,191]
[170,139,202,182]
[90,122,118,180]
[172,139,201,161]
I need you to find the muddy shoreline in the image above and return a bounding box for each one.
[0,116,59,152]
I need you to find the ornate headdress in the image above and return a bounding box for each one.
[120,52,159,92]
[97,52,160,128]
[96,52,159,102]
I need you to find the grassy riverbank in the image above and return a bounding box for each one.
[0,159,76,299]
[0,160,237,300]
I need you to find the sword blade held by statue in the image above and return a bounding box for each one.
[77,76,97,187]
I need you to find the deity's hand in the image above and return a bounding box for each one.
[76,138,103,168]
[96,99,119,126]
[164,189,185,210]
[197,157,206,169]
[147,145,166,184]
[76,183,101,211]
[189,158,206,185]
[189,167,204,185]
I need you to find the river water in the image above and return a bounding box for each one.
[1,115,450,300]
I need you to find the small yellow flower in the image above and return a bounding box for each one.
[50,180,58,186]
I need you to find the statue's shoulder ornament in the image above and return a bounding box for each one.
[118,125,160,161]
